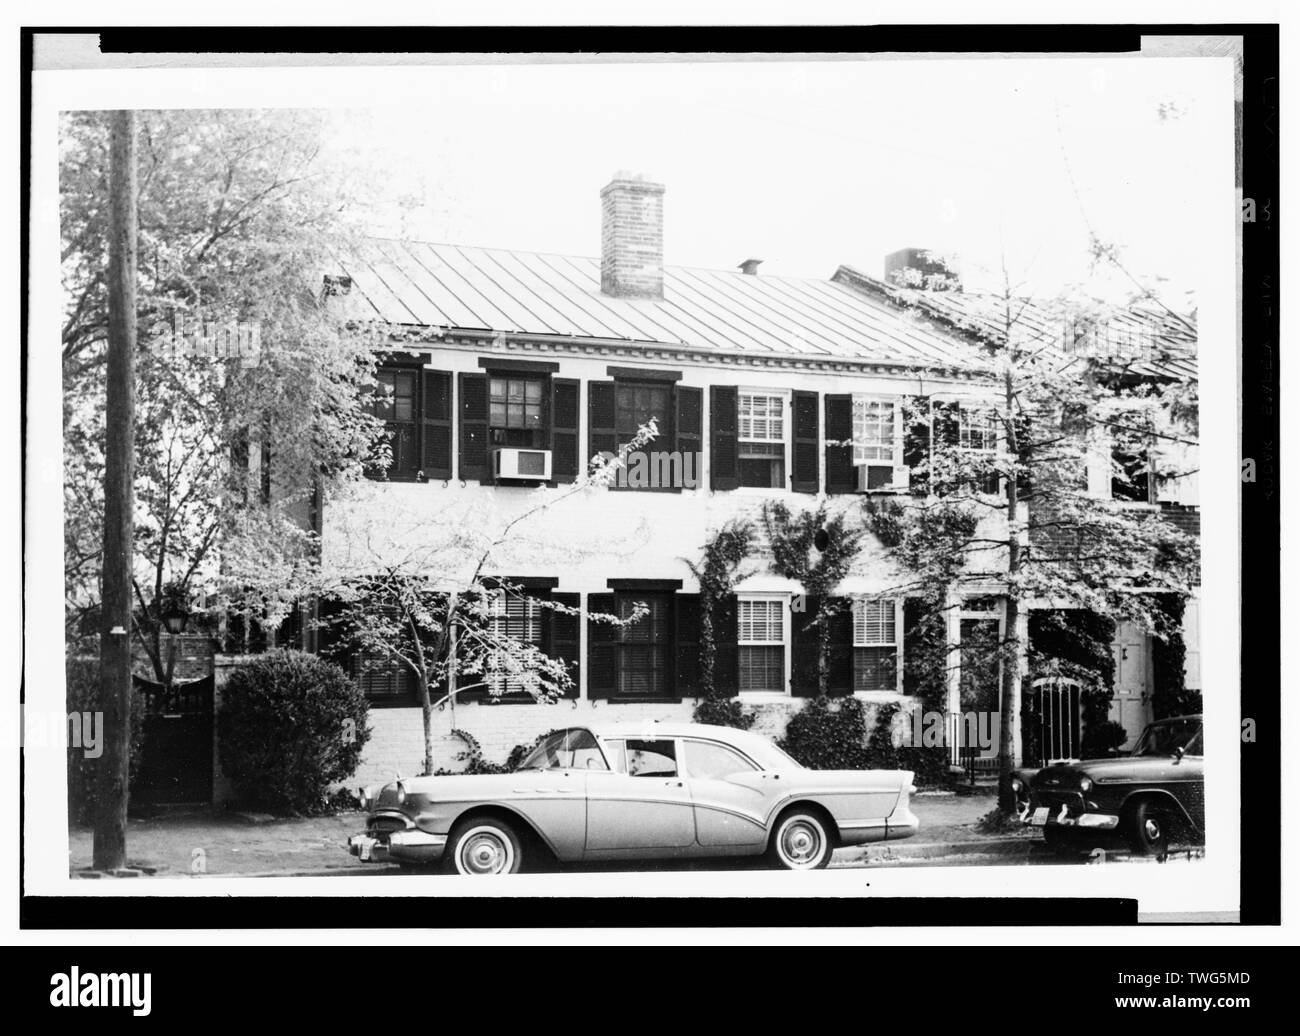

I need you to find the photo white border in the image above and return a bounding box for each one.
[21,42,1243,923]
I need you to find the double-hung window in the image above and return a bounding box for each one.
[738,597,786,693]
[614,593,672,699]
[737,391,786,488]
[485,592,543,698]
[958,406,1000,494]
[853,598,899,692]
[852,396,905,490]
[488,376,546,449]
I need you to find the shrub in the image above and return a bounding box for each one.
[778,695,870,770]
[692,696,756,730]
[66,654,147,826]
[217,649,371,815]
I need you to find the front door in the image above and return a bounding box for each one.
[1111,621,1152,749]
[584,738,695,852]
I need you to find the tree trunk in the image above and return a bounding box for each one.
[418,673,434,778]
[998,363,1023,813]
[94,110,137,873]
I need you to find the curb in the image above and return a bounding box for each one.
[855,836,1038,862]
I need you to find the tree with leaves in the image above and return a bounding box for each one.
[856,245,1199,812]
[61,109,392,680]
[317,424,659,776]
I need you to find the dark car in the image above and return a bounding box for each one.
[1013,715,1203,856]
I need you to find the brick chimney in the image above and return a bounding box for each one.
[601,171,665,299]
[884,247,961,291]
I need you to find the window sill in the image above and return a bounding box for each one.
[737,691,791,702]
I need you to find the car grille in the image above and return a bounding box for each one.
[1033,790,1086,815]
[367,815,409,840]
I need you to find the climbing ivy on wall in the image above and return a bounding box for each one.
[1150,593,1199,719]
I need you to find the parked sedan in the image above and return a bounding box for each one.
[347,722,918,874]
[1015,714,1204,856]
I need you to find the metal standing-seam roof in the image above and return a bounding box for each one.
[832,264,1198,382]
[334,238,987,371]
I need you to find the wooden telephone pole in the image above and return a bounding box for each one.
[93,110,137,872]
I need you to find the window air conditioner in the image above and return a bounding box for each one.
[856,463,910,493]
[493,448,552,482]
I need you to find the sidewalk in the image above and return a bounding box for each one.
[68,787,1033,877]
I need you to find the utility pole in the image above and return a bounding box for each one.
[94,110,137,872]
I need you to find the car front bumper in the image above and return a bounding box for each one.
[348,829,448,865]
[1020,802,1119,830]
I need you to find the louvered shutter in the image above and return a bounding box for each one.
[586,593,618,700]
[458,372,490,482]
[674,593,702,698]
[791,595,820,697]
[826,598,855,696]
[709,386,739,491]
[791,390,820,493]
[587,380,617,476]
[547,591,580,698]
[549,378,580,483]
[675,386,703,490]
[824,394,855,494]
[712,593,739,696]
[421,370,453,480]
[903,395,932,496]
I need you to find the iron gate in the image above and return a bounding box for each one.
[1032,676,1083,766]
[132,675,214,805]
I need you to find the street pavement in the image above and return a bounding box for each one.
[67,787,1202,878]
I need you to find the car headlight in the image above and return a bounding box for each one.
[1010,777,1023,793]
[358,787,371,810]
[396,780,407,806]
[1079,776,1093,793]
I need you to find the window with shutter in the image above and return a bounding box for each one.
[612,594,673,700]
[853,598,899,692]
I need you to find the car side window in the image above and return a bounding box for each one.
[626,739,677,777]
[683,740,758,780]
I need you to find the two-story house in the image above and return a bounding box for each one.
[301,173,1026,787]
[278,175,1198,789]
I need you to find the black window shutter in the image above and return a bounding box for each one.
[458,372,490,482]
[546,591,581,698]
[551,378,580,483]
[587,380,617,475]
[674,593,702,698]
[791,389,820,493]
[826,599,855,696]
[712,593,739,697]
[421,370,453,480]
[675,385,703,490]
[791,596,820,697]
[824,395,855,494]
[586,592,618,700]
[709,385,739,491]
[903,395,932,496]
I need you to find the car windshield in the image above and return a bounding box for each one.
[515,728,608,771]
[1130,718,1202,757]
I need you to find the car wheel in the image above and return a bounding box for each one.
[446,817,523,875]
[768,809,833,870]
[1125,800,1169,857]
[1042,826,1090,858]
